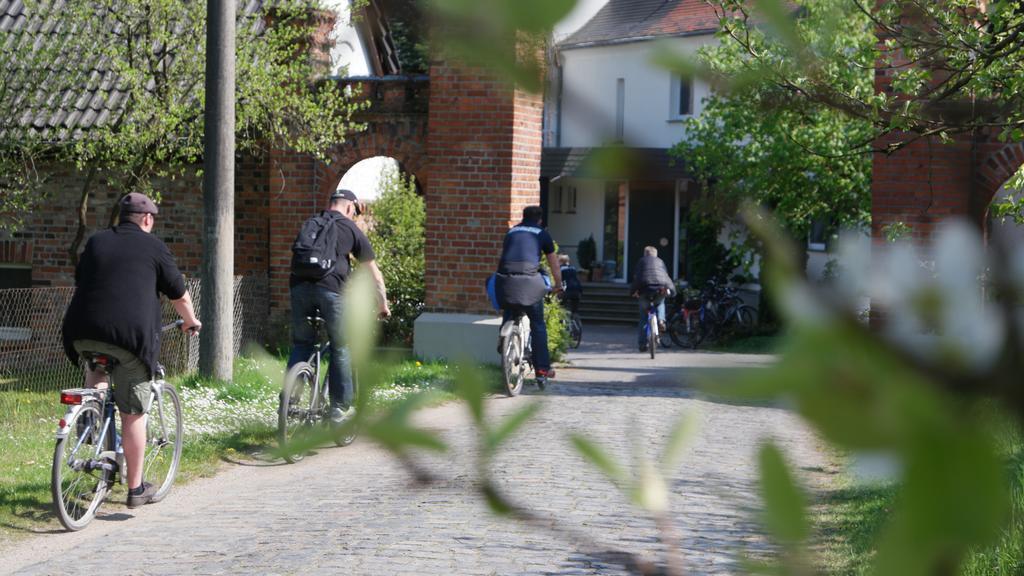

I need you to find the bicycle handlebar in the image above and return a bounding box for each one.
[162,319,199,335]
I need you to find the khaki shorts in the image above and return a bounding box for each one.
[73,339,153,415]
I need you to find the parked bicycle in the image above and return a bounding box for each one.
[278,312,358,464]
[668,280,757,349]
[51,320,185,531]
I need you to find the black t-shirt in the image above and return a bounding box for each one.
[289,211,376,293]
[61,222,187,375]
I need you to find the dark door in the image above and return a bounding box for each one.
[627,183,675,281]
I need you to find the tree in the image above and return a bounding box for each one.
[692,0,1024,219]
[668,0,873,245]
[1,0,366,257]
[365,169,424,347]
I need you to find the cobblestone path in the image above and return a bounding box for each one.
[4,326,833,575]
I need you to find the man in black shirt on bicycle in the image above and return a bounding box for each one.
[494,206,562,381]
[61,192,201,508]
[288,189,390,425]
[631,246,675,352]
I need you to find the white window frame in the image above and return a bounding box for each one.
[552,185,563,214]
[669,74,694,120]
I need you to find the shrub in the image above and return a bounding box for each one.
[365,171,425,347]
[545,296,568,362]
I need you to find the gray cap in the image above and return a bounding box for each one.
[120,192,159,215]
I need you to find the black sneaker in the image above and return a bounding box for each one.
[127,482,157,508]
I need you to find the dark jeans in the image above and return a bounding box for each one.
[503,300,550,372]
[288,282,353,409]
[637,292,666,347]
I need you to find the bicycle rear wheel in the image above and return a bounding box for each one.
[570,315,583,349]
[279,362,316,463]
[145,382,182,503]
[502,324,525,396]
[648,315,657,359]
[52,401,109,531]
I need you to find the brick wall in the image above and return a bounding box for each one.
[0,156,271,286]
[424,62,544,314]
[871,15,1024,243]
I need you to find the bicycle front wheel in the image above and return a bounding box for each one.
[735,305,758,333]
[52,401,109,531]
[145,382,183,503]
[502,326,525,397]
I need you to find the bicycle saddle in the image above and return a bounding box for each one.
[79,352,119,374]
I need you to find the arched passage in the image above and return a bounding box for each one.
[330,155,424,202]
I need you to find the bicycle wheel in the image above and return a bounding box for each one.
[648,315,657,360]
[735,305,757,333]
[502,325,525,396]
[279,362,316,463]
[145,382,182,503]
[52,400,109,531]
[570,315,583,349]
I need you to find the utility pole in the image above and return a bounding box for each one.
[199,0,235,381]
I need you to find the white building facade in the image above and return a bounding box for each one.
[541,0,720,283]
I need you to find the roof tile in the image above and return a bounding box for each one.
[561,0,720,48]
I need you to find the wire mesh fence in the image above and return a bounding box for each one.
[0,275,269,406]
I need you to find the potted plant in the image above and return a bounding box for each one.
[576,235,598,281]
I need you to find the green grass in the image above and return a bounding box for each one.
[815,427,1024,575]
[0,355,490,543]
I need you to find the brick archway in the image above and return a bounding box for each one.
[315,77,430,196]
[974,140,1024,225]
[266,76,430,312]
[871,134,1024,243]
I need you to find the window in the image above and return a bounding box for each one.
[670,74,694,120]
[615,78,625,141]
[808,218,829,252]
[567,187,577,214]
[552,186,563,214]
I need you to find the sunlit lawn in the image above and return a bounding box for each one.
[0,355,497,543]
[816,426,1024,575]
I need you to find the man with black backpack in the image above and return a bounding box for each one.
[289,189,389,424]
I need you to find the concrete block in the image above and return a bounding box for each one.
[413,312,502,365]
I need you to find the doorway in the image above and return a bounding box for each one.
[627,182,675,280]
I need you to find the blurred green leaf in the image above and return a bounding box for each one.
[631,459,669,514]
[486,402,542,455]
[365,391,448,453]
[482,482,515,516]
[365,421,448,453]
[453,363,487,425]
[570,433,627,485]
[759,442,809,545]
[660,411,699,474]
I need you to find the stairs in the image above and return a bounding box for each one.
[576,282,637,325]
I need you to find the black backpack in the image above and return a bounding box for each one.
[291,213,341,280]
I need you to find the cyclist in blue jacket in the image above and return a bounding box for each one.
[494,206,563,380]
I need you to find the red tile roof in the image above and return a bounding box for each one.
[561,0,721,48]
